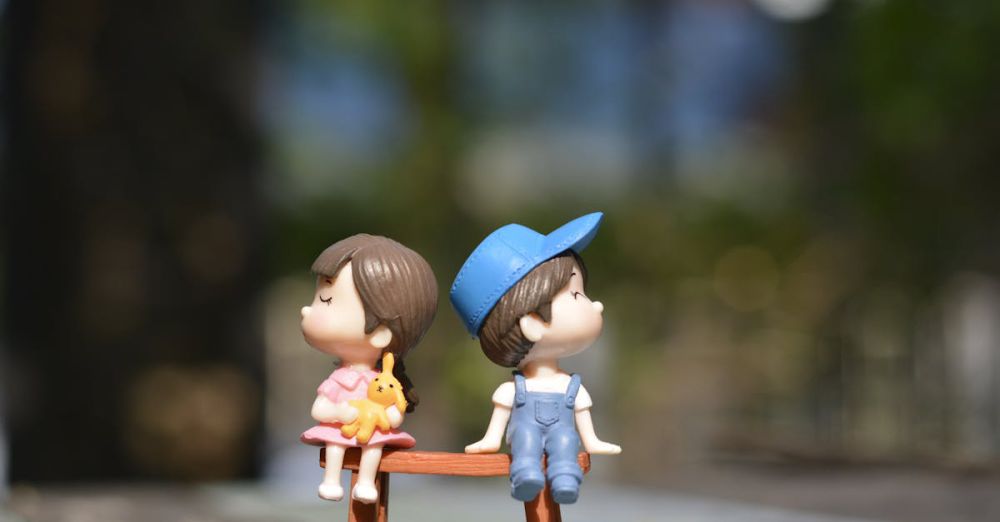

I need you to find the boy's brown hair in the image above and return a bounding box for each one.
[311,234,437,412]
[479,251,587,367]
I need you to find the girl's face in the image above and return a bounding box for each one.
[300,262,383,366]
[519,261,604,365]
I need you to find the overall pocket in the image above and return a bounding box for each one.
[534,400,560,426]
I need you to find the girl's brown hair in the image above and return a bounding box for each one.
[311,234,438,412]
[479,251,586,367]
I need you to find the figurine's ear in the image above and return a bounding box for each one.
[518,313,547,343]
[368,325,393,349]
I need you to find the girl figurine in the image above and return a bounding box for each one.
[450,212,621,505]
[300,234,437,504]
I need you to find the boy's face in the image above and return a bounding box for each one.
[519,261,604,365]
[300,262,381,364]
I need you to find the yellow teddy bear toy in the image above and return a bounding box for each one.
[340,352,408,444]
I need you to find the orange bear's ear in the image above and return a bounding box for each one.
[394,390,408,414]
[382,352,395,374]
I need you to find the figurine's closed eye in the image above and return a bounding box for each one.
[319,295,332,305]
[572,291,584,300]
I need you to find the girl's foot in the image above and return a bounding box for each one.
[352,483,379,504]
[318,481,344,501]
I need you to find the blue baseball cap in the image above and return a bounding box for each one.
[450,212,603,336]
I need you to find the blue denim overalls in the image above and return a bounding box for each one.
[506,372,584,504]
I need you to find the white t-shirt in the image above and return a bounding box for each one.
[491,373,593,411]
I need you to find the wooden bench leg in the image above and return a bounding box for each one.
[523,482,561,522]
[348,471,364,522]
[348,471,390,522]
[377,472,389,522]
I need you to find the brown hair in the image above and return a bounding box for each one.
[479,251,586,367]
[312,234,438,412]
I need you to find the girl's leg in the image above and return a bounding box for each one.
[318,443,347,501]
[352,444,384,504]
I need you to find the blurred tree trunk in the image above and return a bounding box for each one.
[1,0,265,480]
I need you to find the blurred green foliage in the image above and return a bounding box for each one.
[266,0,1000,476]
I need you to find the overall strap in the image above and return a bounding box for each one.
[564,374,582,408]
[513,371,527,407]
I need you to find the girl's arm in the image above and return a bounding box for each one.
[311,395,359,424]
[575,408,622,455]
[464,404,511,454]
[385,405,404,429]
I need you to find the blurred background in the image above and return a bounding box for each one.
[2,0,1000,520]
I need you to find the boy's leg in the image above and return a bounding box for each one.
[544,428,583,504]
[508,426,545,502]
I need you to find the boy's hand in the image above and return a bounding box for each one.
[465,438,502,454]
[583,440,622,455]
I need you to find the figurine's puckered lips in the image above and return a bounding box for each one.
[450,212,604,337]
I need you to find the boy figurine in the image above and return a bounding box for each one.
[451,212,621,504]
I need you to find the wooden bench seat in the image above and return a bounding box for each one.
[320,448,592,522]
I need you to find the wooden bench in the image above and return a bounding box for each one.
[320,448,591,522]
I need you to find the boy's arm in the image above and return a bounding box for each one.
[575,408,621,454]
[464,404,512,453]
[572,383,621,454]
[465,381,515,453]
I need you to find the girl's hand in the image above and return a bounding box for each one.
[312,396,359,424]
[386,405,404,429]
[465,438,502,454]
[582,439,622,455]
[330,401,359,424]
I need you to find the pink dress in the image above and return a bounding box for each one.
[300,366,416,448]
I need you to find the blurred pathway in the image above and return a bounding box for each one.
[4,477,881,522]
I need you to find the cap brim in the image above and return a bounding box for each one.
[542,212,603,256]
